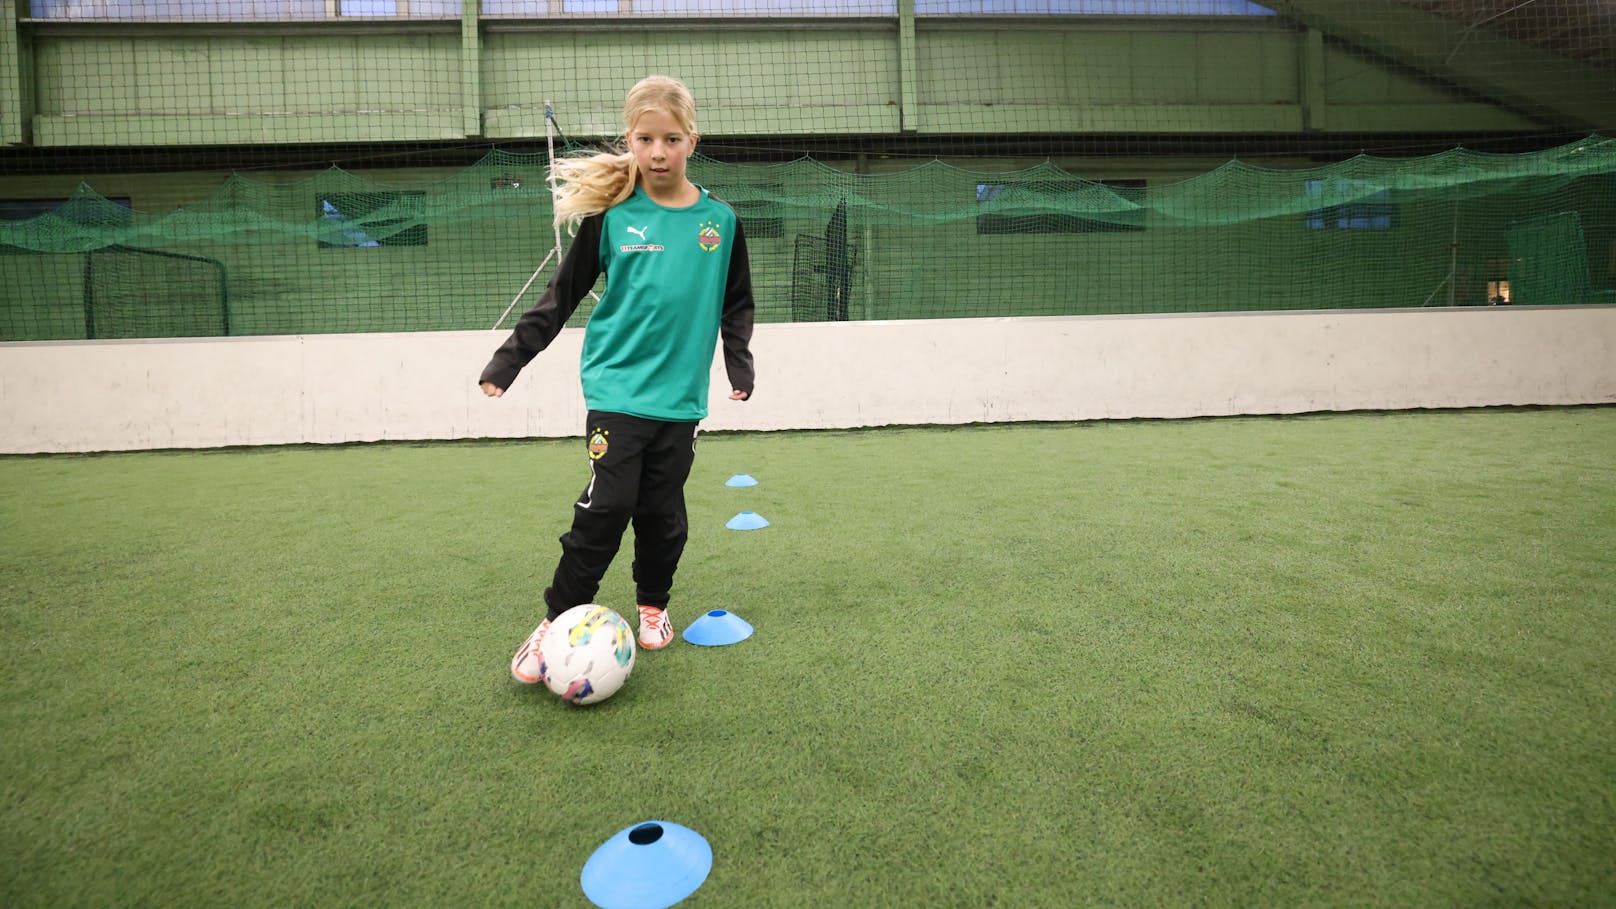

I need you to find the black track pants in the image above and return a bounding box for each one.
[544,410,698,619]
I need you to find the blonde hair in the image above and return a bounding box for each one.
[550,75,699,231]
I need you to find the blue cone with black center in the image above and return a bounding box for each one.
[581,821,712,909]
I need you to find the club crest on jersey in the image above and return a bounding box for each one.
[697,221,722,252]
[588,429,609,460]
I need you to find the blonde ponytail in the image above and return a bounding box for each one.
[550,150,637,232]
[550,75,699,232]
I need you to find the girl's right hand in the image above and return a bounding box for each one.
[480,382,504,397]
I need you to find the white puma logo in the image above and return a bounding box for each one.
[626,225,648,241]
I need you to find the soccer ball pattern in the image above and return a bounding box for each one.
[538,604,636,705]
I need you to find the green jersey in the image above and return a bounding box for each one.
[481,184,756,421]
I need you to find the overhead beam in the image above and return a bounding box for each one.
[1263,0,1616,132]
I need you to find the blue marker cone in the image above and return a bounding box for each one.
[683,610,754,646]
[581,821,712,909]
[725,511,769,530]
[724,473,758,487]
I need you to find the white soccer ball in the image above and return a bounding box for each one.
[538,604,637,705]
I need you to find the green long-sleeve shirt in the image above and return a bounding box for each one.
[481,185,756,421]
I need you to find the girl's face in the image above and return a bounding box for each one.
[628,108,697,196]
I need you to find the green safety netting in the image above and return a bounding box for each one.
[3,135,1613,340]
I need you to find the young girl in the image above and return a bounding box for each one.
[479,76,755,683]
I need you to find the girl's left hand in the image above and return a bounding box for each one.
[729,389,750,401]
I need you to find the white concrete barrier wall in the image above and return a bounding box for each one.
[2,307,1613,454]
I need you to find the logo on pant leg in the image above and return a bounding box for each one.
[588,428,609,460]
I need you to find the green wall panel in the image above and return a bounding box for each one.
[32,112,467,146]
[1128,32,1201,102]
[1325,104,1536,132]
[0,0,23,145]
[218,39,287,114]
[37,39,141,113]
[992,32,1072,104]
[1196,32,1295,103]
[482,28,901,138]
[919,29,1305,132]
[142,44,212,115]
[33,33,460,121]
[12,18,1561,145]
[917,103,1303,134]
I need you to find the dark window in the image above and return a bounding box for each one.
[316,191,428,248]
[0,197,133,222]
[976,179,1146,235]
[1305,178,1394,231]
[1,196,133,254]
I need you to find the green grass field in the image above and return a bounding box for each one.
[3,408,1614,908]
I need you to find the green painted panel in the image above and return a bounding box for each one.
[1,0,23,145]
[1262,32,1300,101]
[1064,33,1135,105]
[351,35,461,109]
[37,39,140,113]
[1327,103,1537,132]
[629,35,707,101]
[280,40,357,114]
[482,33,628,134]
[994,33,1071,105]
[481,104,903,140]
[775,33,896,108]
[485,29,898,138]
[134,41,212,115]
[918,103,1302,134]
[1198,33,1271,103]
[923,29,1302,110]
[21,23,1552,146]
[915,33,989,104]
[1128,32,1200,102]
[33,112,466,146]
[215,39,287,116]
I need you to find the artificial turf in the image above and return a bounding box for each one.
[3,407,1613,907]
